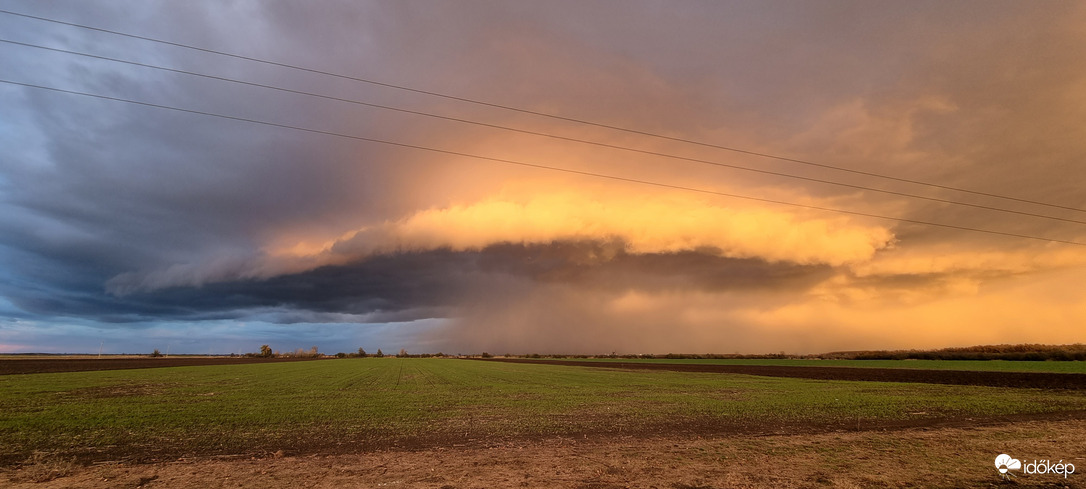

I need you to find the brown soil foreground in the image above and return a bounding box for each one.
[478,358,1086,390]
[0,357,326,375]
[5,418,1083,488]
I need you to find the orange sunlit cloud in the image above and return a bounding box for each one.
[330,192,894,265]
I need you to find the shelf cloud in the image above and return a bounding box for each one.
[2,1,1085,354]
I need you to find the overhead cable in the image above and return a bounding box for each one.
[3,78,1083,247]
[1,8,1083,215]
[3,38,1085,227]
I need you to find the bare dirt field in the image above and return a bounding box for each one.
[482,358,1086,389]
[0,356,325,375]
[5,418,1083,488]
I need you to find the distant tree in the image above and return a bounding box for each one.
[480,352,492,358]
[309,346,319,358]
[375,348,384,358]
[358,347,366,357]
[259,345,273,358]
[150,349,162,358]
[335,352,347,358]
[397,348,408,358]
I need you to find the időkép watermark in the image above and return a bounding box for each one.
[995,453,1075,480]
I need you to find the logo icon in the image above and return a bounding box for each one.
[995,454,1022,479]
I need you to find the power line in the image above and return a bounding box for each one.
[4,38,1086,228]
[2,77,1083,247]
[1,8,1083,215]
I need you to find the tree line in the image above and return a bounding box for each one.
[226,343,1086,361]
[243,345,452,359]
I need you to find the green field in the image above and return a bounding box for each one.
[1,359,1084,465]
[554,358,1086,373]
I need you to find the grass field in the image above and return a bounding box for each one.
[540,357,1086,373]
[2,358,1085,468]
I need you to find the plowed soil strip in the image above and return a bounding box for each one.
[475,358,1086,389]
[0,357,324,375]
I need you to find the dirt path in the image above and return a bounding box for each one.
[6,418,1083,488]
[478,358,1086,389]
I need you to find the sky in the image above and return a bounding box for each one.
[1,1,1085,355]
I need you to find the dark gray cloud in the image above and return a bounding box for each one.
[5,239,824,324]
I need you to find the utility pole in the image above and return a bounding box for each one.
[98,341,103,359]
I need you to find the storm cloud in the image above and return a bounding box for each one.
[1,1,1085,354]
